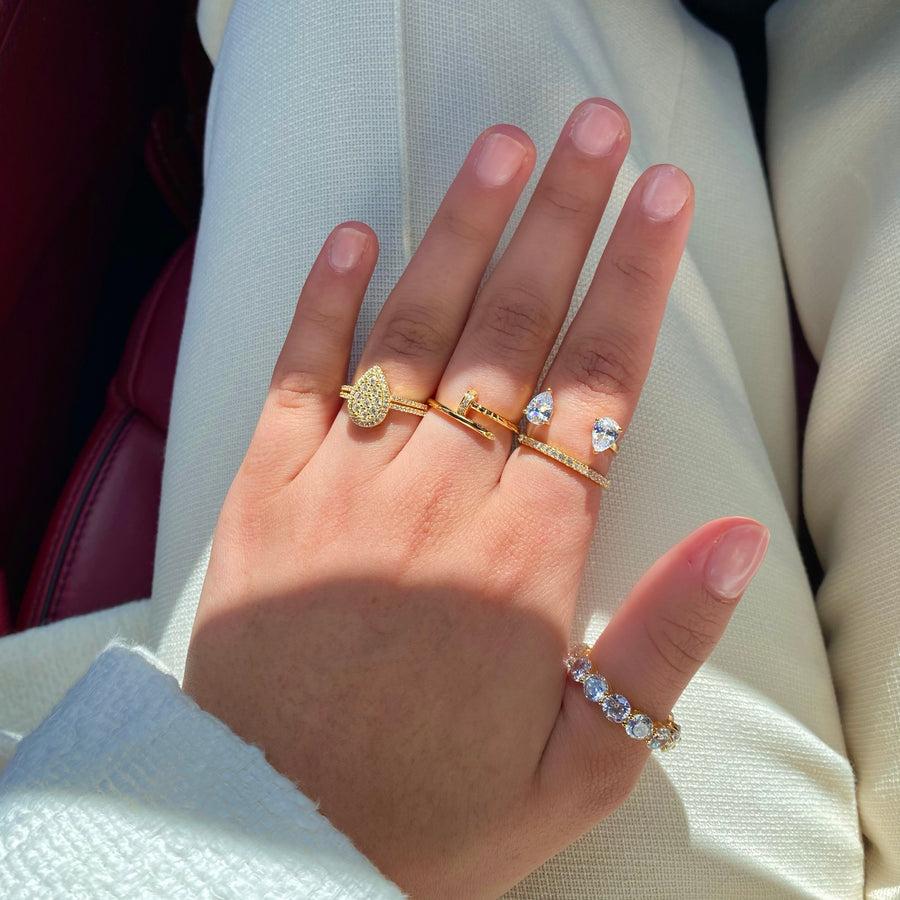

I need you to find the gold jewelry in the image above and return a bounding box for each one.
[456,390,519,434]
[426,398,495,440]
[340,365,427,427]
[516,434,610,488]
[566,644,681,751]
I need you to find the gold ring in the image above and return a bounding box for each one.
[340,365,427,427]
[426,398,495,440]
[456,390,520,434]
[566,644,681,751]
[515,434,611,488]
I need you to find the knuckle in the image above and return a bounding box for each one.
[564,333,640,399]
[477,280,553,356]
[537,182,592,223]
[611,252,664,302]
[437,206,492,247]
[642,608,719,679]
[297,302,345,339]
[381,305,452,360]
[269,372,326,409]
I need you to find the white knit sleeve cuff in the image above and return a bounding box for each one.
[0,640,405,899]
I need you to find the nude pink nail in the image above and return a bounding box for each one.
[703,521,770,601]
[475,132,527,187]
[640,165,691,221]
[570,103,625,157]
[329,227,368,272]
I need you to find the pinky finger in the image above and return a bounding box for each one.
[244,222,377,486]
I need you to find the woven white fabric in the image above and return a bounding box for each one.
[0,642,403,898]
[0,599,150,766]
[766,2,900,896]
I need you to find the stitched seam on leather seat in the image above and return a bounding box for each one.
[40,410,137,625]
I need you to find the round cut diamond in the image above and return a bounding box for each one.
[525,391,554,425]
[568,657,592,682]
[647,726,672,750]
[624,714,653,740]
[601,694,630,723]
[591,417,622,453]
[583,674,609,703]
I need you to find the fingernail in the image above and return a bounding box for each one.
[329,227,368,272]
[704,521,770,601]
[640,164,691,221]
[475,132,527,187]
[570,103,625,157]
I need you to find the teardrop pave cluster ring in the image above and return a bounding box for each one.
[565,644,681,751]
[340,365,428,427]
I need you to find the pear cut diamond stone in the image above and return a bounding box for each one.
[525,391,553,425]
[348,365,392,427]
[601,693,630,723]
[591,417,622,453]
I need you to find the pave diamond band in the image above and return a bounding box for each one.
[516,435,611,488]
[565,644,681,752]
[340,366,427,427]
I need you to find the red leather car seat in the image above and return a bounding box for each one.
[15,234,195,631]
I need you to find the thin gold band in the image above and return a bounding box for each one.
[516,434,611,488]
[426,398,495,440]
[456,390,520,434]
[339,387,427,413]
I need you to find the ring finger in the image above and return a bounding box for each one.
[421,99,630,460]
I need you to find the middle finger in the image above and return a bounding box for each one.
[425,99,630,451]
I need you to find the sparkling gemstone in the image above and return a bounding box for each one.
[568,657,592,682]
[647,726,672,750]
[668,723,682,743]
[591,417,622,453]
[601,694,631,723]
[583,674,609,703]
[624,714,653,740]
[525,391,554,425]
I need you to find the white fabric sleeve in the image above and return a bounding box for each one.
[0,641,405,899]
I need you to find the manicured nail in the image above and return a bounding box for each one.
[704,521,770,601]
[329,227,368,272]
[570,103,625,157]
[475,132,527,187]
[640,164,691,221]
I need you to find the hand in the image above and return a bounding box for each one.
[182,98,768,899]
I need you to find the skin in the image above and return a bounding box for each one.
[182,99,762,898]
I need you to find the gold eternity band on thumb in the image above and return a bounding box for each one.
[340,365,427,428]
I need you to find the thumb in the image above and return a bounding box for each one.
[537,516,769,822]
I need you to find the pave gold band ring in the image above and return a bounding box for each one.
[340,365,427,428]
[516,434,611,488]
[565,644,681,752]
